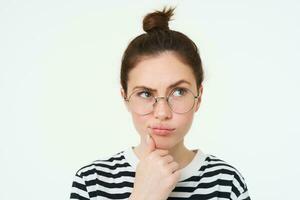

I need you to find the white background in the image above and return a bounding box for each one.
[1,0,299,199]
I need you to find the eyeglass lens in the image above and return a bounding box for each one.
[128,88,196,115]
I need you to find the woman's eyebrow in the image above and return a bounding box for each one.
[132,80,191,92]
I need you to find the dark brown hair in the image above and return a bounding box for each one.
[120,7,204,96]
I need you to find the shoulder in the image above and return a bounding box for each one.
[75,150,131,178]
[201,154,250,199]
[203,154,245,176]
[70,150,135,199]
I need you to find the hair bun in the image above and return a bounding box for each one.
[143,7,175,33]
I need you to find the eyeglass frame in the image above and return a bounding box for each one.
[124,87,200,115]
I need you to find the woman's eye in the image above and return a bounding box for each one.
[137,91,152,98]
[172,88,187,96]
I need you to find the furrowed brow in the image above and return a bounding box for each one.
[132,80,191,92]
[167,80,191,89]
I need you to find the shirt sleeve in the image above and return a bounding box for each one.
[236,191,251,200]
[230,172,251,200]
[70,172,91,200]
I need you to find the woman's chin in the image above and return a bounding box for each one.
[154,140,176,150]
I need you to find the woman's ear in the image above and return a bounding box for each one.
[120,88,126,99]
[195,85,203,112]
[120,88,130,112]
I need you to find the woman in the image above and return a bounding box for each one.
[70,7,250,200]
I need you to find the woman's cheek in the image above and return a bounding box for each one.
[175,114,194,136]
[131,113,149,136]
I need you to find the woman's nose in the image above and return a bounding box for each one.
[153,97,172,120]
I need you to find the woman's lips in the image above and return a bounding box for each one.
[149,127,175,136]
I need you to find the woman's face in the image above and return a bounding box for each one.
[122,51,203,150]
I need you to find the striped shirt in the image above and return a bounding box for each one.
[70,147,250,200]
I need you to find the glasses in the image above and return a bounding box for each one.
[124,87,199,115]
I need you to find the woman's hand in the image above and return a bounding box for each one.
[129,134,181,200]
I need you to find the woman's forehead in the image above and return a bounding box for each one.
[128,69,196,92]
[128,52,196,90]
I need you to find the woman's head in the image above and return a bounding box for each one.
[120,7,204,96]
[120,7,204,150]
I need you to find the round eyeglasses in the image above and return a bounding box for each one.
[124,87,199,115]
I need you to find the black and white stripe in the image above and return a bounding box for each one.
[70,149,250,200]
